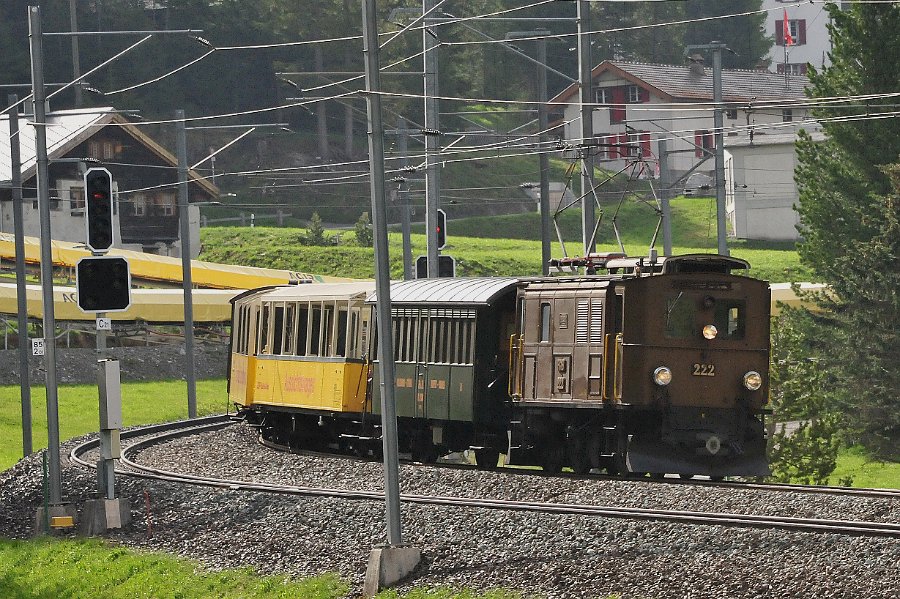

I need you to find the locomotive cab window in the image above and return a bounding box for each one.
[664,294,746,340]
[714,300,746,340]
[540,303,551,342]
[664,293,694,339]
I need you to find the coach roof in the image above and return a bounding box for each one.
[368,277,520,306]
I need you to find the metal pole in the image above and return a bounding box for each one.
[28,5,62,504]
[536,37,551,275]
[362,0,403,546]
[577,0,595,255]
[711,43,729,256]
[657,137,673,256]
[8,94,32,457]
[424,0,441,277]
[176,109,198,419]
[397,116,413,280]
[68,0,82,108]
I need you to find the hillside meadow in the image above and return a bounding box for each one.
[199,199,813,283]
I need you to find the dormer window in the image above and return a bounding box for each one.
[595,87,612,105]
[627,85,642,103]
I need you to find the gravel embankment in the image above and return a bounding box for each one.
[2,424,898,599]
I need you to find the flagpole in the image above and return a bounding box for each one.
[782,9,790,87]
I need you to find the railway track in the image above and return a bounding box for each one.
[69,416,900,539]
[259,429,900,501]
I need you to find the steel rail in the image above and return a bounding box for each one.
[69,418,900,539]
[259,433,900,501]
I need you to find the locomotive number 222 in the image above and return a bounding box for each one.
[692,363,716,377]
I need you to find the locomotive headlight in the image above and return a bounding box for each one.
[702,324,718,340]
[743,371,763,391]
[653,366,672,386]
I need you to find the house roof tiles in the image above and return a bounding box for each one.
[549,60,809,106]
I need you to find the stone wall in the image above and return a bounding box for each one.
[0,343,229,385]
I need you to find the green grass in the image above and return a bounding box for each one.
[0,380,229,471]
[832,446,900,489]
[0,538,347,599]
[200,198,812,284]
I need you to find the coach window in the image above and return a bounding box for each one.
[540,303,551,342]
[295,305,309,356]
[309,306,321,356]
[248,306,260,354]
[336,307,348,357]
[272,304,285,355]
[347,309,359,358]
[283,303,296,355]
[319,305,334,357]
[258,305,271,353]
[391,316,406,362]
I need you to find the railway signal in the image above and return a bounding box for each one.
[84,167,114,253]
[415,254,455,278]
[436,208,447,250]
[76,256,131,312]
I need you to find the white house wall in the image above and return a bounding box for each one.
[725,143,801,241]
[763,0,834,73]
[561,93,807,182]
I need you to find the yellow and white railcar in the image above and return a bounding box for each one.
[228,281,376,414]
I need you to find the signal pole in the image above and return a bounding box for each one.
[362,4,421,593]
[362,0,402,546]
[577,0,595,255]
[8,95,32,457]
[686,41,730,256]
[711,42,729,256]
[423,0,441,277]
[28,5,64,508]
[176,110,198,419]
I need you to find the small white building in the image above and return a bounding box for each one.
[548,59,818,242]
[725,130,825,241]
[763,0,837,75]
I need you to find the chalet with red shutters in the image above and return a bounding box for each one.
[549,59,819,241]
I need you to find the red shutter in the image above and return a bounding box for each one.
[775,20,784,46]
[610,87,626,123]
[798,20,807,45]
[695,131,704,158]
[640,132,651,158]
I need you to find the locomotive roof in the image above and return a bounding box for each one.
[367,277,520,306]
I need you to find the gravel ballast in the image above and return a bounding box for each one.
[1,423,898,599]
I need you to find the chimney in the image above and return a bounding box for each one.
[688,54,706,77]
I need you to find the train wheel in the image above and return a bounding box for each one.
[411,432,439,464]
[474,448,500,470]
[567,436,590,475]
[540,446,565,474]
